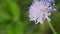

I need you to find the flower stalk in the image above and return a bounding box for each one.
[47,22,57,34]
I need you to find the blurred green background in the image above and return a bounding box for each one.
[0,0,60,34]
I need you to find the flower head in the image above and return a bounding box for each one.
[29,0,56,24]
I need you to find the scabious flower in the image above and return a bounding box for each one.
[29,0,56,24]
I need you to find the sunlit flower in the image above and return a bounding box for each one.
[29,0,56,24]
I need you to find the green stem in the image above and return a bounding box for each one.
[47,22,57,34]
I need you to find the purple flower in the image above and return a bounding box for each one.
[29,0,56,24]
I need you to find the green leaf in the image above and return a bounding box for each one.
[0,11,11,22]
[15,21,25,34]
[5,0,26,34]
[0,0,11,30]
[7,23,15,34]
[7,21,25,34]
[6,0,20,21]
